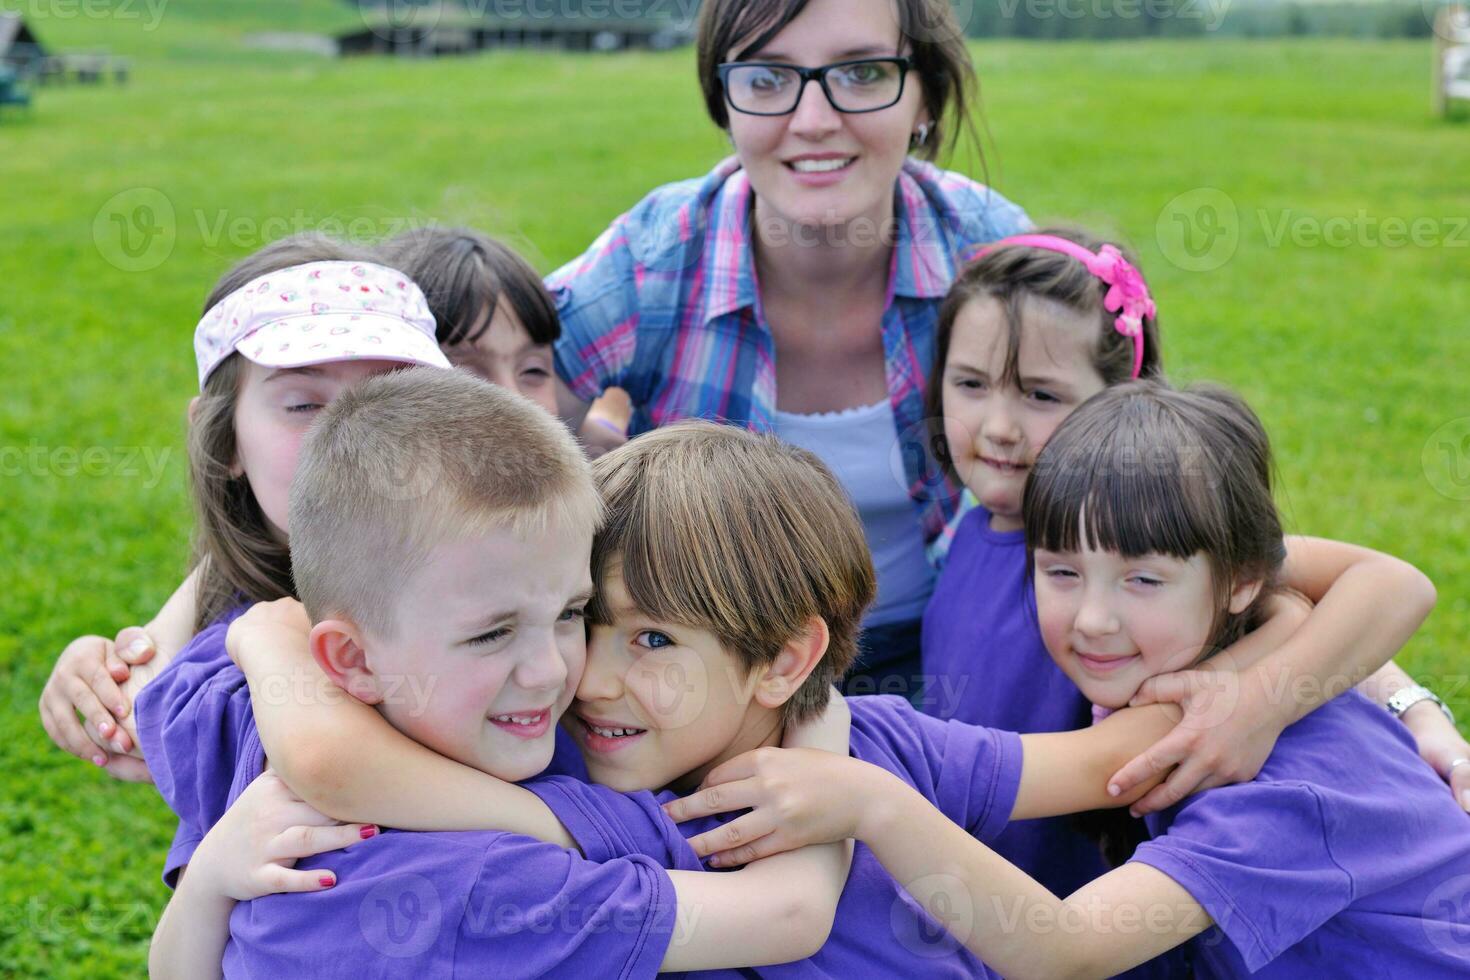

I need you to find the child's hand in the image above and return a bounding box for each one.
[663,747,884,867]
[189,768,376,902]
[577,387,631,460]
[1106,590,1314,815]
[1107,661,1287,816]
[1399,701,1470,813]
[39,627,157,775]
[225,598,312,673]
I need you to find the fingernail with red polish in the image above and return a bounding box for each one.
[319,874,335,888]
[360,825,377,839]
[92,755,106,767]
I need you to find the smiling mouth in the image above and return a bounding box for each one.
[1074,652,1139,674]
[785,156,856,174]
[573,715,648,753]
[488,707,552,739]
[980,455,1028,474]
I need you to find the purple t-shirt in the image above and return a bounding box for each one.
[1132,689,1470,976]
[537,694,1024,978]
[921,505,1192,978]
[920,506,1110,898]
[136,604,256,887]
[136,608,676,978]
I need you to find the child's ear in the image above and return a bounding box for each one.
[187,396,201,427]
[309,619,385,705]
[1228,577,1265,615]
[754,617,830,712]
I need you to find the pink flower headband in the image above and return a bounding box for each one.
[967,234,1156,380]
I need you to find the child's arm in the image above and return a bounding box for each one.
[659,693,853,971]
[1358,660,1470,811]
[667,702,1176,865]
[224,600,576,848]
[107,567,200,750]
[667,604,1311,855]
[1111,536,1435,813]
[661,844,849,970]
[150,768,372,979]
[228,601,850,970]
[39,567,200,779]
[855,764,1208,978]
[670,749,1207,978]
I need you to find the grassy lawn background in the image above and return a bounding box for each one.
[2,2,1468,973]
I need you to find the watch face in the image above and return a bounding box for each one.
[1389,688,1422,716]
[1389,686,1444,720]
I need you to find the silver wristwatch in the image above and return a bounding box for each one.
[1385,684,1456,726]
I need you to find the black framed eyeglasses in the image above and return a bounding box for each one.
[716,57,913,116]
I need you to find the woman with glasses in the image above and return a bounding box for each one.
[547,0,1030,699]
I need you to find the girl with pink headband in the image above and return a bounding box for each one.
[916,227,1466,945]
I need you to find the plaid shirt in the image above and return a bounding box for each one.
[549,156,1030,556]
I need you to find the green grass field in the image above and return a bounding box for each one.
[2,1,1468,973]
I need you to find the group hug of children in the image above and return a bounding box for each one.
[38,217,1470,977]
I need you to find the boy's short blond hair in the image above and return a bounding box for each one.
[290,367,603,636]
[587,421,876,724]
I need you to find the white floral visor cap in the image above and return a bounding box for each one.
[194,260,449,389]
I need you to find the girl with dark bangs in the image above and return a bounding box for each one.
[378,227,562,418]
[677,381,1470,977]
[918,229,1466,922]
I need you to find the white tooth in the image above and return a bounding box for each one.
[791,157,852,173]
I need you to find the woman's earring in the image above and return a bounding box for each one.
[911,122,931,148]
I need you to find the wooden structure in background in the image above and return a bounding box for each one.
[1435,5,1470,116]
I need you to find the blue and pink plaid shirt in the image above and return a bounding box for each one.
[549,156,1030,557]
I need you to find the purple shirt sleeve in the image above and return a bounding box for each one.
[226,829,677,979]
[1130,692,1470,974]
[134,604,254,887]
[1130,781,1350,971]
[847,695,1023,842]
[528,700,1024,864]
[526,776,703,871]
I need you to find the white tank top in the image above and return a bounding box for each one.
[773,399,935,626]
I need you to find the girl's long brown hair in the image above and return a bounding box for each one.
[188,233,374,631]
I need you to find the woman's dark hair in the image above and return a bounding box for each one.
[377,227,558,348]
[695,0,981,164]
[1022,379,1287,866]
